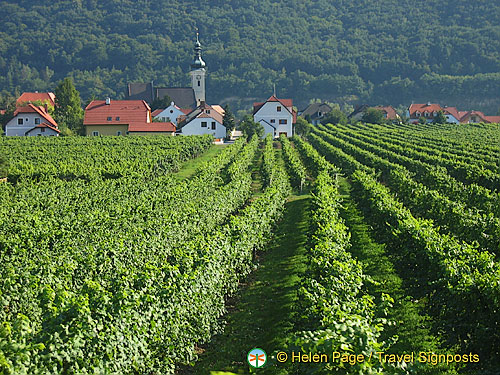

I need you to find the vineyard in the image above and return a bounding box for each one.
[0,123,499,375]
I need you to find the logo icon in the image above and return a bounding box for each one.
[247,348,267,368]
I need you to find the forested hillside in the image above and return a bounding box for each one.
[0,0,499,112]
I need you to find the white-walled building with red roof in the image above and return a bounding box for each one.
[253,95,296,138]
[177,102,226,138]
[152,102,191,126]
[5,104,59,136]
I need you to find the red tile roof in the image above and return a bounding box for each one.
[408,103,443,117]
[17,92,56,107]
[14,104,58,128]
[152,109,164,117]
[128,122,176,132]
[485,116,500,123]
[374,106,398,120]
[84,100,151,125]
[442,106,460,120]
[180,108,191,115]
[0,109,5,115]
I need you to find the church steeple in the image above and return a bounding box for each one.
[190,31,206,106]
[191,31,206,69]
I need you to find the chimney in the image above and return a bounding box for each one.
[106,97,111,105]
[200,100,205,107]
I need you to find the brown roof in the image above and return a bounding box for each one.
[253,95,295,121]
[126,83,154,103]
[152,109,164,117]
[84,100,151,126]
[14,104,58,128]
[17,92,56,107]
[301,103,332,117]
[485,116,500,123]
[179,103,224,128]
[128,122,176,132]
[155,88,196,109]
[443,106,460,120]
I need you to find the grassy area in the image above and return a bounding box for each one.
[337,177,458,375]
[182,195,311,375]
[173,144,227,180]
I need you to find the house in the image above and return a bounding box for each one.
[126,34,207,109]
[348,105,400,122]
[300,103,332,125]
[177,102,226,138]
[152,102,191,125]
[84,99,151,136]
[128,122,176,136]
[17,92,56,107]
[253,95,296,138]
[458,110,500,124]
[5,104,59,136]
[408,103,461,123]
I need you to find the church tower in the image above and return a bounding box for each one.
[190,32,206,106]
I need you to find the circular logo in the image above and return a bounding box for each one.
[247,348,267,368]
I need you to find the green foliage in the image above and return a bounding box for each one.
[0,1,499,112]
[150,94,172,111]
[433,110,447,124]
[361,108,385,124]
[419,116,427,125]
[0,154,7,178]
[322,108,348,125]
[280,134,307,190]
[54,77,84,134]
[222,104,235,138]
[238,115,264,140]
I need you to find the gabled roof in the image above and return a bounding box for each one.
[301,103,332,117]
[25,122,60,134]
[127,82,154,103]
[155,88,196,109]
[374,106,399,120]
[17,92,56,107]
[14,104,58,128]
[253,95,295,120]
[408,103,443,117]
[152,109,164,117]
[128,122,176,132]
[84,100,150,125]
[442,106,460,120]
[178,103,224,128]
[485,116,500,123]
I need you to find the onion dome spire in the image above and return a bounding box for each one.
[191,30,206,69]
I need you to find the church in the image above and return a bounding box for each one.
[126,33,207,110]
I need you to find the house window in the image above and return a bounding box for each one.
[201,121,207,127]
[279,119,287,124]
[117,131,122,136]
[415,111,420,117]
[107,117,112,121]
[170,110,174,113]
[424,111,429,117]
[116,117,120,121]
[41,128,45,133]
[25,118,29,122]
[270,119,275,123]
[211,121,216,130]
[277,106,281,112]
[205,109,210,114]
[92,131,99,136]
[318,112,322,117]
[35,118,40,125]
[18,118,23,125]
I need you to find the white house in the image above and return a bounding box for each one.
[5,104,60,136]
[253,95,296,138]
[152,102,190,125]
[178,102,226,138]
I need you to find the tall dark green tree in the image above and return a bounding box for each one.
[150,95,172,111]
[362,108,385,124]
[54,77,84,135]
[238,115,264,140]
[223,104,236,138]
[295,117,311,136]
[433,110,447,124]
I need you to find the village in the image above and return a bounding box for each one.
[2,36,499,139]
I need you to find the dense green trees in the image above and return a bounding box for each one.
[238,115,264,140]
[321,108,348,125]
[0,0,499,113]
[361,108,385,124]
[54,78,84,134]
[222,104,236,138]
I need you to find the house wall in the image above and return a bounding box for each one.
[27,127,59,136]
[85,124,128,136]
[253,102,293,137]
[257,120,275,137]
[129,131,175,136]
[181,118,225,138]
[6,113,44,136]
[154,105,185,125]
[445,115,460,124]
